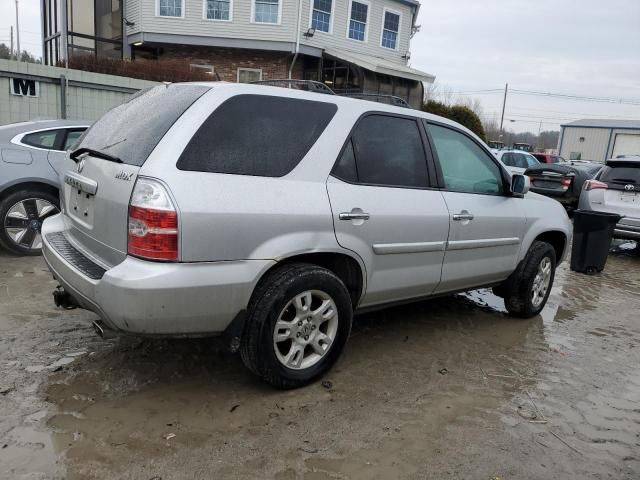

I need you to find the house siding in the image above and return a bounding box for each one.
[124,0,415,65]
[300,0,414,65]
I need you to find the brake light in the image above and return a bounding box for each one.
[128,178,178,261]
[583,179,608,191]
[560,178,573,187]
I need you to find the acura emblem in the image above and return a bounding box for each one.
[77,159,85,173]
[625,184,635,191]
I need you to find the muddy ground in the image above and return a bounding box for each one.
[0,248,639,480]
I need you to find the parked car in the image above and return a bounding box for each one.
[488,140,505,150]
[496,150,540,175]
[42,83,571,388]
[0,120,90,255]
[525,162,602,212]
[532,153,565,164]
[512,142,533,152]
[579,156,640,240]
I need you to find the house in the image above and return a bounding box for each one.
[558,119,640,162]
[41,0,434,107]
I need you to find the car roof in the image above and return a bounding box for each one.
[0,120,91,143]
[183,82,488,145]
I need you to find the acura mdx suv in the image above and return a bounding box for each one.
[42,83,572,388]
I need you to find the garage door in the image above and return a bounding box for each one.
[612,133,640,158]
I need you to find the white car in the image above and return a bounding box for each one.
[495,150,541,175]
[579,156,640,240]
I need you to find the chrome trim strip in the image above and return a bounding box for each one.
[447,237,520,251]
[64,172,98,195]
[372,241,446,254]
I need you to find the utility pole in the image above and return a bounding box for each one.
[15,0,21,61]
[10,26,14,59]
[499,83,508,137]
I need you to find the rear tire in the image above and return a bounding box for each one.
[240,263,353,389]
[503,241,556,318]
[0,189,59,256]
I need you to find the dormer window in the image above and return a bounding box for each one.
[158,0,183,17]
[381,9,400,49]
[311,0,332,33]
[347,0,368,41]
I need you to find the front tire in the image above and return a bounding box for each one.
[504,241,556,318]
[240,263,353,389]
[0,189,59,256]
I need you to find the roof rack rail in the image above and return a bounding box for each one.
[338,93,412,109]
[250,79,335,95]
[250,80,412,108]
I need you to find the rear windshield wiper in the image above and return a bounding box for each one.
[70,147,123,164]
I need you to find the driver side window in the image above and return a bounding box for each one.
[428,124,504,194]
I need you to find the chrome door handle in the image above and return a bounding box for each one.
[452,213,474,221]
[339,212,370,221]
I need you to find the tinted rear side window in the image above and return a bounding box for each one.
[599,165,640,185]
[76,85,210,166]
[349,115,428,188]
[22,129,63,149]
[177,95,338,177]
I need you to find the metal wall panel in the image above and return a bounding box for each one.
[0,59,157,125]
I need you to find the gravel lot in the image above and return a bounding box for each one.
[0,248,639,480]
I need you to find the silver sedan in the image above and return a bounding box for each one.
[0,120,89,255]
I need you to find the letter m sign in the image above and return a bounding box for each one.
[10,77,39,97]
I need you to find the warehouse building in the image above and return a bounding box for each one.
[558,119,640,162]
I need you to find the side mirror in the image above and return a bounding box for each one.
[511,174,530,196]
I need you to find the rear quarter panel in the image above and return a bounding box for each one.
[139,86,364,264]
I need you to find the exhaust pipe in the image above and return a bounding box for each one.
[92,320,115,339]
[53,286,78,310]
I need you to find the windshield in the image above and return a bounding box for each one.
[75,84,210,166]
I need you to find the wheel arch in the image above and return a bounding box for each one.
[533,230,567,262]
[0,180,60,202]
[256,251,366,309]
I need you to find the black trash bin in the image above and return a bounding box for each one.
[570,210,622,274]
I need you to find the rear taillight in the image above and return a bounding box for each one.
[583,179,608,191]
[560,178,573,187]
[128,178,178,261]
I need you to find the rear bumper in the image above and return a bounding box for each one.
[530,186,573,202]
[42,213,275,335]
[614,221,640,240]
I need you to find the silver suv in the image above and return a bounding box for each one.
[42,83,572,388]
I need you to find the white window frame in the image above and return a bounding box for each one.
[380,7,401,51]
[156,0,185,18]
[251,0,282,25]
[346,0,369,43]
[308,0,334,34]
[237,68,263,83]
[202,0,233,21]
[190,64,216,76]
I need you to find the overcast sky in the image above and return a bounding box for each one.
[1,0,639,133]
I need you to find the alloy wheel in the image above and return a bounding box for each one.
[3,198,59,251]
[273,289,339,370]
[531,256,552,308]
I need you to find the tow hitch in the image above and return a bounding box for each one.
[53,286,78,310]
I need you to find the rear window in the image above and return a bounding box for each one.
[177,94,337,177]
[22,129,62,149]
[599,164,640,185]
[75,85,210,166]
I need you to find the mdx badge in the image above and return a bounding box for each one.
[115,171,134,181]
